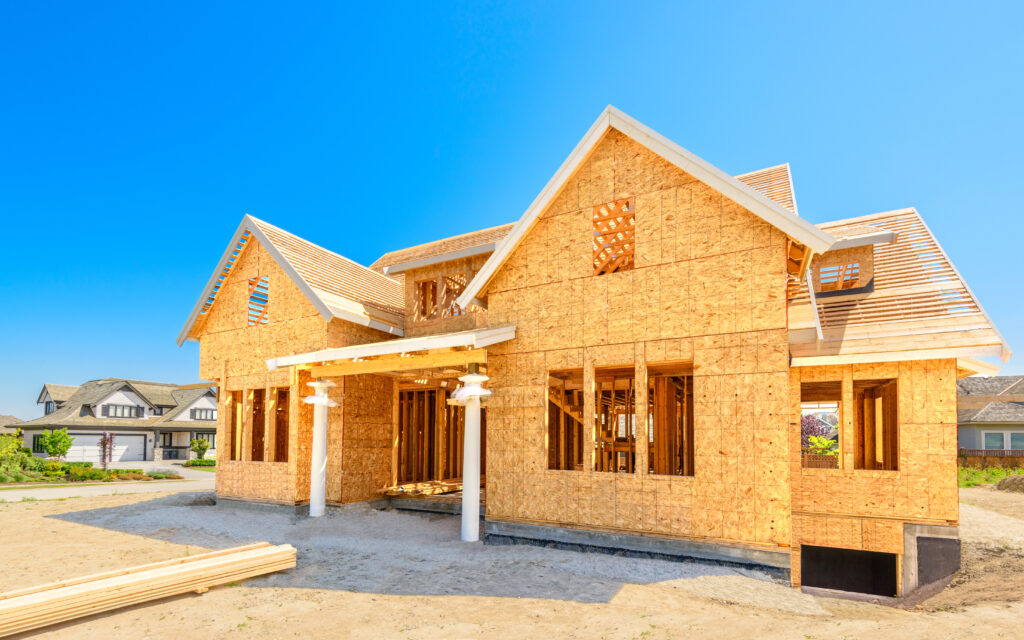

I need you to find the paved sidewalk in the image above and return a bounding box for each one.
[0,461,215,501]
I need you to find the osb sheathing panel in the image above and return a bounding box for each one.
[788,359,959,587]
[339,374,395,503]
[483,129,793,549]
[197,237,392,504]
[402,254,490,338]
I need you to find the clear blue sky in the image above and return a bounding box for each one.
[1,1,1021,420]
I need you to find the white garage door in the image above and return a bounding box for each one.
[66,434,146,462]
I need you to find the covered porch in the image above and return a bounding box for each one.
[267,325,515,540]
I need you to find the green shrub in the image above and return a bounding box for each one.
[17,447,31,455]
[68,466,108,482]
[21,456,46,472]
[10,472,26,482]
[147,472,167,479]
[184,458,216,467]
[958,466,1024,488]
[0,475,9,483]
[112,468,143,475]
[0,434,22,474]
[66,462,93,468]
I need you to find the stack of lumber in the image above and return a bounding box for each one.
[0,542,295,637]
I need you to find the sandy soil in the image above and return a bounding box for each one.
[1,490,1022,639]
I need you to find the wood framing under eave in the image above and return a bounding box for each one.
[267,325,516,370]
[456,105,835,309]
[310,349,487,377]
[791,344,1006,368]
[956,357,1001,378]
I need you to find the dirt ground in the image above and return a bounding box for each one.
[1,488,1023,639]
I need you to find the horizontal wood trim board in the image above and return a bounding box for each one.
[310,349,487,377]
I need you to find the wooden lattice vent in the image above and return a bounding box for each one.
[593,197,635,275]
[247,276,269,326]
[817,262,860,292]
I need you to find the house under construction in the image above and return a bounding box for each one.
[177,106,1009,599]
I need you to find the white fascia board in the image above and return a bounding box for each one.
[457,105,835,308]
[826,230,898,251]
[267,325,516,370]
[175,217,253,346]
[382,243,499,275]
[791,344,1007,368]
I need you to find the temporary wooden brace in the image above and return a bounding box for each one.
[0,543,296,637]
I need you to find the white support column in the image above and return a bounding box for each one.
[450,371,491,542]
[303,379,338,517]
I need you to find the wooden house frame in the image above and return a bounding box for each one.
[178,106,1009,598]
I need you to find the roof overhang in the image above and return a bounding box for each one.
[457,105,835,308]
[382,243,499,275]
[956,357,1002,378]
[826,230,898,251]
[266,324,516,371]
[791,344,1006,369]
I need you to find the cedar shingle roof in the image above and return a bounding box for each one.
[369,223,516,273]
[251,218,404,319]
[735,163,798,214]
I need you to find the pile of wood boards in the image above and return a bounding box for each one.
[0,542,295,637]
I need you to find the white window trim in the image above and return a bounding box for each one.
[982,430,1024,450]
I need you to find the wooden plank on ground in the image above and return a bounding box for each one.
[0,543,295,637]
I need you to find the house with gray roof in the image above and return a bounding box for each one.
[957,375,1024,453]
[19,378,217,462]
[0,415,22,435]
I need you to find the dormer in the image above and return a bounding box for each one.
[808,224,896,301]
[370,223,514,338]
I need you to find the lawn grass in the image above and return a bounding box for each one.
[958,466,1024,488]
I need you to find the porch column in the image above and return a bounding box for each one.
[451,370,491,542]
[303,379,337,517]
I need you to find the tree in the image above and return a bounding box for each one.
[807,435,838,456]
[800,414,831,449]
[40,428,74,460]
[98,432,115,470]
[190,438,210,460]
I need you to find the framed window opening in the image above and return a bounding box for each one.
[250,389,266,461]
[854,379,898,471]
[548,369,585,471]
[595,366,636,473]
[415,279,438,321]
[647,364,694,476]
[103,404,143,419]
[800,381,842,469]
[273,388,289,462]
[227,390,243,461]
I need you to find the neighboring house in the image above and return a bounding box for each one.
[0,415,23,435]
[958,375,1024,453]
[19,379,218,462]
[177,106,1010,598]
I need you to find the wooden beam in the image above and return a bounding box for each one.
[310,349,487,377]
